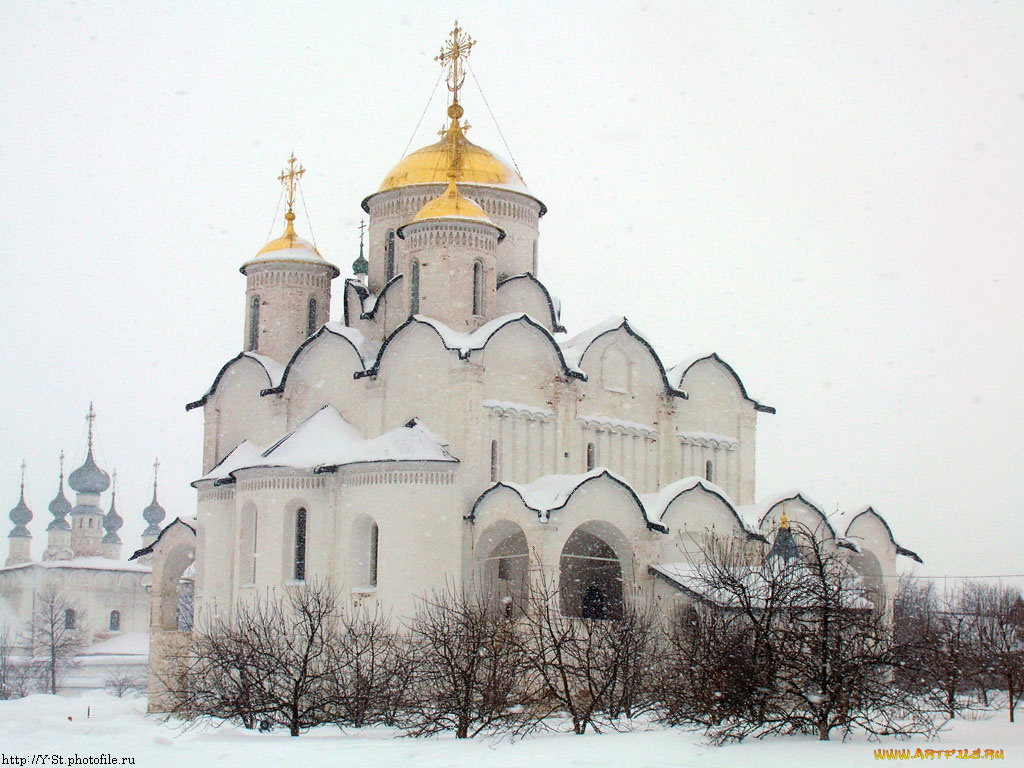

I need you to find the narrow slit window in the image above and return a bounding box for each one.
[386,230,396,280]
[109,610,120,631]
[490,439,499,482]
[307,298,317,337]
[586,442,596,472]
[248,296,260,351]
[65,609,76,630]
[473,260,484,315]
[705,460,714,483]
[294,507,307,581]
[369,522,379,587]
[410,260,420,315]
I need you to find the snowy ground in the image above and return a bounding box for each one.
[0,693,1018,767]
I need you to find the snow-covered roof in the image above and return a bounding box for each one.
[637,477,766,540]
[495,272,566,333]
[186,351,286,411]
[676,430,738,448]
[666,352,774,414]
[82,631,149,657]
[650,561,874,609]
[828,506,923,563]
[0,556,150,574]
[360,313,582,382]
[557,316,686,397]
[578,413,656,435]
[194,440,266,486]
[223,405,457,478]
[469,468,667,532]
[481,400,555,419]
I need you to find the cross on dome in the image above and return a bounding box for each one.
[278,152,306,217]
[86,402,96,449]
[436,21,474,117]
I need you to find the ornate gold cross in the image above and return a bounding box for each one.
[277,153,306,213]
[436,21,474,111]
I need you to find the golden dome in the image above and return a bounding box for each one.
[241,211,340,276]
[398,178,505,241]
[376,132,529,196]
[413,179,492,223]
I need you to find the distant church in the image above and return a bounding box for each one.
[0,405,167,662]
[144,25,920,708]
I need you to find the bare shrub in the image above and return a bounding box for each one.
[329,605,406,728]
[402,585,529,738]
[520,573,662,734]
[105,666,144,697]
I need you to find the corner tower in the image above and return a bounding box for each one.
[240,154,340,364]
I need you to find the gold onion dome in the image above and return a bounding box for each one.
[400,178,504,241]
[241,211,340,277]
[376,130,528,195]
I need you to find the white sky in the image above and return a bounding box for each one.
[0,1,1021,578]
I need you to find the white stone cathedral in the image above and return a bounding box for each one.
[144,25,920,705]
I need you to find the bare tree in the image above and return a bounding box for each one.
[403,585,528,738]
[963,583,1024,722]
[663,527,938,742]
[519,572,662,734]
[30,585,86,695]
[894,575,982,719]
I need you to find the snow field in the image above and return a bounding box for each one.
[0,692,1018,768]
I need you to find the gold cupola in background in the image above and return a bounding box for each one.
[242,154,339,276]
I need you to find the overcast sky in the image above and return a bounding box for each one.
[1,1,1021,579]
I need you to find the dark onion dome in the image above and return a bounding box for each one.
[142,485,166,537]
[68,446,110,494]
[102,490,123,544]
[8,480,32,539]
[47,459,72,531]
[352,251,368,275]
[767,511,799,563]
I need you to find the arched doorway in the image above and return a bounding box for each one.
[476,520,529,616]
[559,523,627,620]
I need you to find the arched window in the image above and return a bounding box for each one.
[490,439,499,482]
[306,298,317,337]
[369,522,378,587]
[87,518,93,528]
[64,609,76,630]
[586,442,596,472]
[472,260,484,315]
[248,296,260,351]
[109,610,120,631]
[294,507,307,581]
[410,260,420,315]
[386,230,396,280]
[705,460,714,483]
[241,506,257,584]
[532,240,538,274]
[350,515,379,589]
